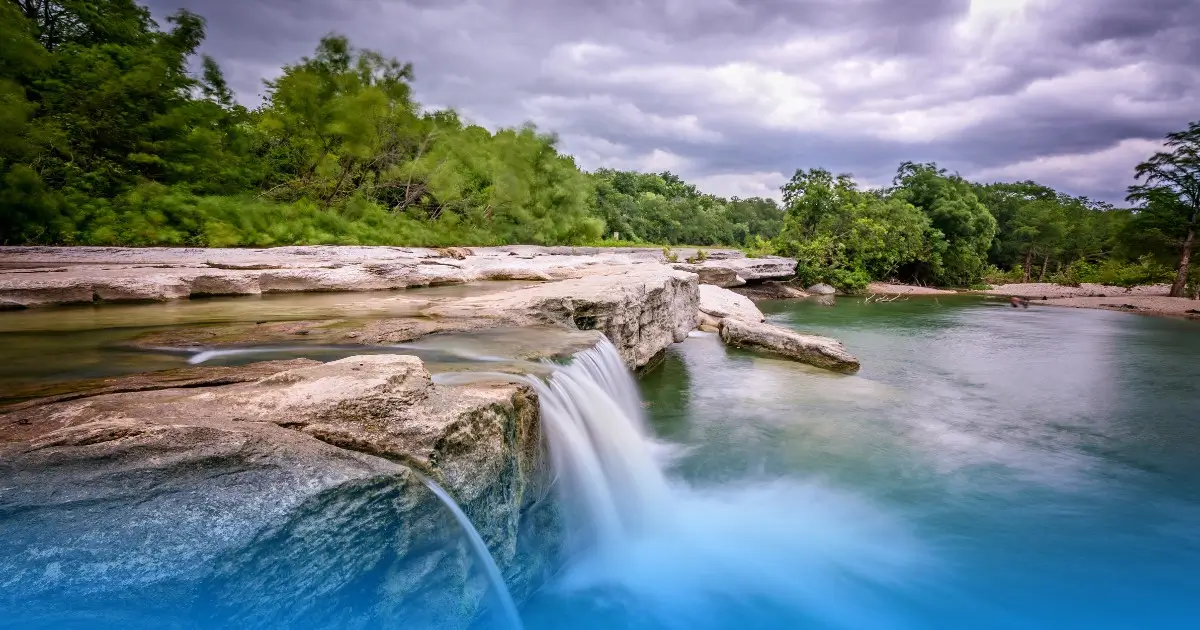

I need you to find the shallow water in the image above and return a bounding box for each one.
[0,281,537,391]
[522,296,1200,629]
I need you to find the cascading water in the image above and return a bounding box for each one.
[438,336,929,629]
[518,338,674,554]
[419,475,524,630]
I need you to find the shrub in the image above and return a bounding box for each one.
[981,265,1024,285]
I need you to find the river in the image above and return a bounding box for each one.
[522,296,1200,629]
[3,294,1198,629]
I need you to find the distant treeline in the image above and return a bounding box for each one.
[2,1,1197,295]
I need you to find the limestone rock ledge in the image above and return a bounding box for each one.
[0,245,792,309]
[0,355,556,629]
[699,284,765,323]
[719,317,861,374]
[421,267,698,368]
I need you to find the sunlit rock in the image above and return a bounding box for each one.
[698,284,766,323]
[719,317,860,373]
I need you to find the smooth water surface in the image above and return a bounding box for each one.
[523,296,1200,630]
[0,281,537,392]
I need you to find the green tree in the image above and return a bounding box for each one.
[892,162,997,285]
[774,168,930,291]
[1126,121,1200,297]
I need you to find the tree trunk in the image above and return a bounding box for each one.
[1170,226,1194,298]
[1023,249,1033,283]
[1039,254,1049,282]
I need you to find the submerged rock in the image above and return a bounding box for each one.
[0,354,557,629]
[718,318,860,373]
[698,284,765,323]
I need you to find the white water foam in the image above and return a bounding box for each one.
[441,337,931,629]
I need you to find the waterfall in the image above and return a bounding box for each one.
[418,475,524,630]
[431,337,671,554]
[520,338,672,553]
[435,336,927,630]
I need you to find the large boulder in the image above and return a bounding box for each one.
[698,284,765,323]
[0,355,557,629]
[670,263,746,288]
[806,283,837,295]
[422,267,698,369]
[719,318,860,373]
[733,280,810,300]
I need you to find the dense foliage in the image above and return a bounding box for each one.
[0,1,1196,294]
[591,169,782,246]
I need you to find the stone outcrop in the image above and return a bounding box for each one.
[0,355,556,629]
[733,280,810,300]
[670,263,745,288]
[698,284,765,323]
[806,283,837,295]
[709,256,797,281]
[719,317,860,373]
[0,246,797,309]
[670,257,796,288]
[421,267,698,368]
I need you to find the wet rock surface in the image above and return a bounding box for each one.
[0,354,557,629]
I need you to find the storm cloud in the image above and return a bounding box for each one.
[145,0,1200,203]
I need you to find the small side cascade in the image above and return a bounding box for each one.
[419,475,524,630]
[433,337,672,555]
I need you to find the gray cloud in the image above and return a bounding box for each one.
[146,0,1200,203]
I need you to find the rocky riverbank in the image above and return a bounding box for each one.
[981,282,1199,319]
[0,245,864,629]
[0,245,795,309]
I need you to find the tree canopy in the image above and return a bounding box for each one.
[0,0,1195,294]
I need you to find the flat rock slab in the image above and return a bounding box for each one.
[0,354,556,629]
[698,284,765,322]
[0,358,320,415]
[719,317,860,373]
[733,280,810,300]
[422,267,698,368]
[0,246,796,310]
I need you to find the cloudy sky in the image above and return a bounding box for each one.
[145,0,1199,203]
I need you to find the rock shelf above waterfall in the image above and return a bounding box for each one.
[0,353,556,628]
[0,245,789,309]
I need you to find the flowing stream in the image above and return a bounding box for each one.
[418,475,523,630]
